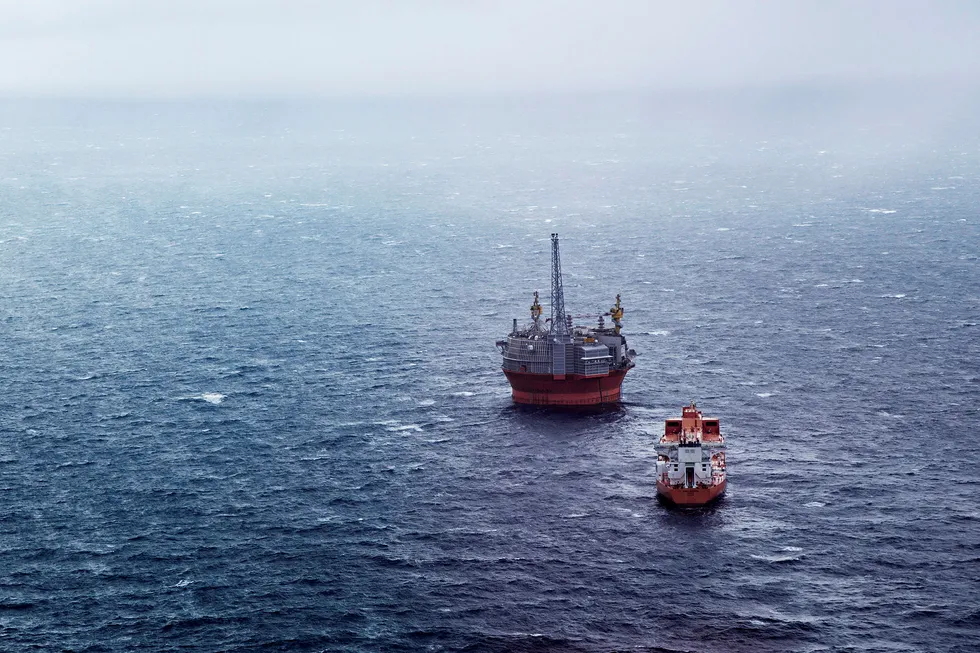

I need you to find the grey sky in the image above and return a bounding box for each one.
[1,0,978,97]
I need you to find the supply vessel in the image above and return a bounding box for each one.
[655,403,727,506]
[495,234,636,406]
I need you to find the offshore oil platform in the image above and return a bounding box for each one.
[496,234,636,407]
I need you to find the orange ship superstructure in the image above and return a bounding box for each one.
[655,403,727,506]
[496,234,636,407]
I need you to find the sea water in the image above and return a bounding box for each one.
[0,90,978,651]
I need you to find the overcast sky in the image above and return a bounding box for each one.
[1,0,978,97]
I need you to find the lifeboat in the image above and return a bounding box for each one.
[655,402,727,507]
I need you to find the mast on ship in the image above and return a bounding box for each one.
[549,233,571,377]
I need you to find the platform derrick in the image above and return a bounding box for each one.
[496,234,636,407]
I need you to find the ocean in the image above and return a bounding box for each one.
[0,88,978,652]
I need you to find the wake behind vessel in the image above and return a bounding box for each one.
[655,403,727,506]
[496,234,636,406]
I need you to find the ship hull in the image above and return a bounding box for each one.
[656,478,726,507]
[503,368,630,406]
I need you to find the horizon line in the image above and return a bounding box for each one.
[0,73,976,103]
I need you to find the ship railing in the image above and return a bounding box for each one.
[663,481,716,489]
[502,349,552,364]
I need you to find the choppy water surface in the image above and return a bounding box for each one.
[1,94,978,652]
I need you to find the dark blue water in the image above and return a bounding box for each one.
[1,92,978,652]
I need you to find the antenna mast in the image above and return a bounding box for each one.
[549,233,570,342]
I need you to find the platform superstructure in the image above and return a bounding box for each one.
[495,234,636,406]
[655,403,727,506]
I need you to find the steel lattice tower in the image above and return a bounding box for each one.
[549,233,570,342]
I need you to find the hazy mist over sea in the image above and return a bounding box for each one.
[1,2,979,651]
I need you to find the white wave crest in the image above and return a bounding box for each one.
[751,552,803,563]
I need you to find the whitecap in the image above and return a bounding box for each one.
[804,501,825,508]
[201,393,225,404]
[387,424,423,432]
[418,399,436,407]
[880,293,906,299]
[451,391,475,397]
[876,411,905,419]
[756,392,775,398]
[717,227,731,231]
[866,208,896,214]
[750,553,803,563]
[644,330,670,336]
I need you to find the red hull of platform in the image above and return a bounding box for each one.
[503,368,630,406]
